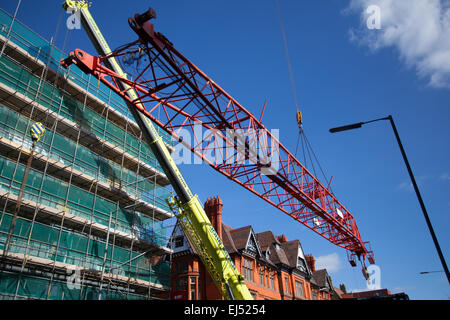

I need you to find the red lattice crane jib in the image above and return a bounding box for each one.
[60,8,375,272]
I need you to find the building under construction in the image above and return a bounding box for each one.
[0,8,175,300]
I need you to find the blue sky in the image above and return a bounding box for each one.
[2,0,449,299]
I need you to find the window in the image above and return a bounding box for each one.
[175,277,187,291]
[312,289,317,300]
[295,280,304,298]
[270,272,274,289]
[247,236,258,253]
[284,277,290,294]
[259,267,264,285]
[190,277,197,300]
[297,257,307,272]
[265,272,269,288]
[174,236,184,248]
[243,258,253,282]
[176,261,187,273]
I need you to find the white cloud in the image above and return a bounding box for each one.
[348,288,367,293]
[395,175,430,192]
[393,285,416,293]
[440,172,450,181]
[315,252,342,273]
[395,180,413,192]
[345,0,450,88]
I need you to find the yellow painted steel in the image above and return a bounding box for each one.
[167,195,253,300]
[62,0,252,300]
[296,110,302,128]
[30,122,45,142]
[63,1,125,79]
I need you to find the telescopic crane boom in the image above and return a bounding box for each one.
[62,0,253,300]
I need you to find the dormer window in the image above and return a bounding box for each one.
[245,230,262,258]
[174,236,184,248]
[265,249,271,260]
[297,257,307,272]
[247,237,257,253]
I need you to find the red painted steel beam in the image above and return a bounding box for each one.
[60,13,374,268]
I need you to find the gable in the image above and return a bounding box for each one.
[244,229,263,258]
[296,243,309,274]
[229,226,252,250]
[170,222,193,254]
[325,275,333,290]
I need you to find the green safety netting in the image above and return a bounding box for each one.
[0,103,171,212]
[0,272,159,300]
[0,54,168,171]
[0,8,174,300]
[0,155,170,245]
[0,212,170,291]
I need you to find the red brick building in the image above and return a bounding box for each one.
[169,195,339,300]
[304,255,339,300]
[341,289,409,300]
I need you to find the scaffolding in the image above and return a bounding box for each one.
[0,8,175,300]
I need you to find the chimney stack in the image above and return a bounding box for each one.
[305,254,316,272]
[204,196,223,240]
[276,234,288,243]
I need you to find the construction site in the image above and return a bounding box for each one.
[1,1,444,302]
[0,4,174,299]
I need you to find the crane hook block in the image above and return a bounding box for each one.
[296,110,303,128]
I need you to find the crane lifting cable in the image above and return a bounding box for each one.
[275,0,300,113]
[275,1,331,191]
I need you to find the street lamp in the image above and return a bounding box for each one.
[329,115,450,285]
[420,271,444,275]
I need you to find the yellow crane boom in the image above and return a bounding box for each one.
[62,0,252,300]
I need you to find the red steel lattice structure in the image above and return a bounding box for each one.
[61,10,374,270]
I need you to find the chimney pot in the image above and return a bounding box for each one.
[305,254,316,272]
[276,234,288,243]
[204,195,223,240]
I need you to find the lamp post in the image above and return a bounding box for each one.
[329,115,450,284]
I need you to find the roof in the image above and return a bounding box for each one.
[342,288,392,299]
[171,219,311,273]
[280,240,300,268]
[309,276,319,287]
[311,269,330,288]
[228,225,252,251]
[255,230,290,266]
[255,230,279,251]
[222,224,238,254]
[333,287,344,298]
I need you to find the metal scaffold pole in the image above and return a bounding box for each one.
[3,141,35,259]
